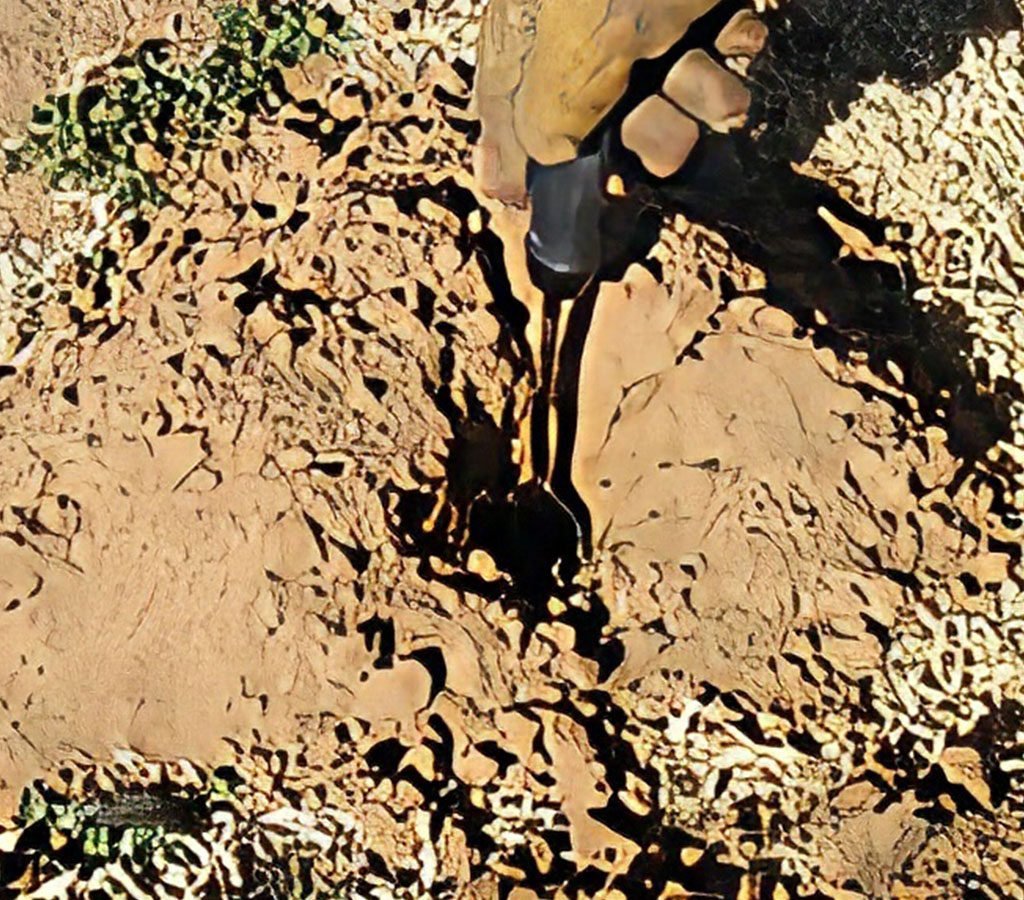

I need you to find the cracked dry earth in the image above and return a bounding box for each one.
[2,1,1024,899]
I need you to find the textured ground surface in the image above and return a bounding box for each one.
[1,1,1024,899]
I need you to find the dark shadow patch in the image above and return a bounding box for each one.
[749,0,1023,163]
[357,614,395,669]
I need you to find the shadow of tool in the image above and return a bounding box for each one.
[526,0,1024,548]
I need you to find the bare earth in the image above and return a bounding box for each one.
[1,1,1024,898]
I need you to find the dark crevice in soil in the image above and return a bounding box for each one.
[549,287,599,555]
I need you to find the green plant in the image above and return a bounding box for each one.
[3,0,359,207]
